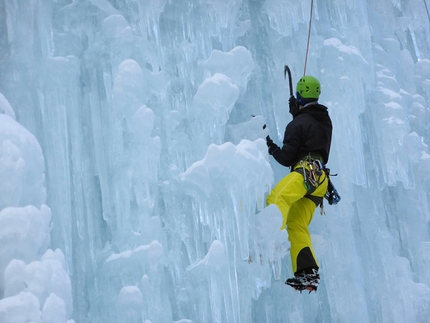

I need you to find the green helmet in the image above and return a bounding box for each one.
[296,76,321,99]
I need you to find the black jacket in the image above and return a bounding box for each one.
[271,103,332,167]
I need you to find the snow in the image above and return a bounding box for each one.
[1,0,430,322]
[202,46,254,92]
[323,38,369,64]
[192,73,240,125]
[0,94,15,119]
[187,240,227,272]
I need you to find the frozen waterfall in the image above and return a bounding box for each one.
[0,0,430,322]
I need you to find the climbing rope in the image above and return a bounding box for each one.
[303,0,314,76]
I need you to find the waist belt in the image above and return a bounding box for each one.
[291,153,324,170]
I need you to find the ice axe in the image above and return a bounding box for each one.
[284,65,294,99]
[262,65,294,132]
[262,66,294,131]
[285,65,301,117]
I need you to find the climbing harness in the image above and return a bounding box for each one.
[291,152,341,214]
[293,153,327,213]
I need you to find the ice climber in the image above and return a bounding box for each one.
[265,75,332,293]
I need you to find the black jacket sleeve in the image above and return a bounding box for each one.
[271,120,302,167]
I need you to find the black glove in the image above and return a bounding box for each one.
[266,135,278,155]
[289,96,299,117]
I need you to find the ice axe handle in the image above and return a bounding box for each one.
[284,65,294,98]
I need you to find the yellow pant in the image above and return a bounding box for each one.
[266,168,327,274]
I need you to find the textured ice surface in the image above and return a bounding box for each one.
[1,0,430,322]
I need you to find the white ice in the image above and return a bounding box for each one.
[1,0,430,322]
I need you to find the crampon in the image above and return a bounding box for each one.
[285,269,319,294]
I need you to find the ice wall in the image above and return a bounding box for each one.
[0,0,430,322]
[0,104,74,322]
